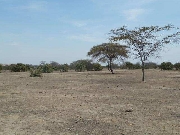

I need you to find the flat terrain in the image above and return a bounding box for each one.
[0,69,180,135]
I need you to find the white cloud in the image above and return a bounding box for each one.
[8,42,22,47]
[12,1,48,12]
[123,8,145,21]
[59,17,88,28]
[69,34,106,43]
[70,21,87,28]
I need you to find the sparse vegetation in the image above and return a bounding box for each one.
[10,63,27,72]
[125,62,134,69]
[110,24,179,81]
[88,43,128,74]
[30,68,42,77]
[0,70,180,134]
[159,62,174,70]
[75,62,86,72]
[0,64,2,72]
[174,62,180,70]
[93,63,103,71]
[60,64,69,72]
[145,62,158,69]
[39,62,53,73]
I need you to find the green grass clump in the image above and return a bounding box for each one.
[30,68,42,77]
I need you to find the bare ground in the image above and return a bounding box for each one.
[0,69,180,135]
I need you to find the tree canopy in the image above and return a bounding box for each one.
[110,24,180,81]
[87,43,128,74]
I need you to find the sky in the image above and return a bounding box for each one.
[0,0,180,65]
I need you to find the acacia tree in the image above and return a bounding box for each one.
[87,43,128,74]
[110,24,179,81]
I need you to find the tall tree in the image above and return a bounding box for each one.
[110,24,179,81]
[87,43,128,74]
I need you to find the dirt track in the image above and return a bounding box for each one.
[0,69,180,135]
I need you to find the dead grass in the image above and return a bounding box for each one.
[0,69,180,135]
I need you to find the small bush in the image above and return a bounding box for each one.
[133,63,141,69]
[60,64,69,72]
[86,62,94,71]
[39,64,53,73]
[69,59,93,71]
[10,63,27,72]
[144,62,158,69]
[125,62,134,69]
[174,63,180,70]
[159,62,173,70]
[0,64,2,73]
[93,63,103,71]
[50,61,60,71]
[30,68,42,77]
[75,63,86,72]
[2,64,10,70]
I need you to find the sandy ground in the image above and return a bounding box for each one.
[0,69,180,135]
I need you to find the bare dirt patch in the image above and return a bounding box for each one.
[0,69,180,135]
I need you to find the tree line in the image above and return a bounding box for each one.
[1,61,180,73]
[0,24,179,81]
[88,24,180,81]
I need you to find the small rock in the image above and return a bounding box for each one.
[125,109,133,112]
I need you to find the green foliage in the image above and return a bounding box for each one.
[174,63,180,70]
[93,63,103,71]
[112,63,120,69]
[75,62,86,72]
[110,24,179,81]
[2,65,10,70]
[121,62,158,70]
[88,43,128,74]
[70,60,103,72]
[40,64,53,73]
[50,61,60,71]
[86,61,94,71]
[107,63,120,69]
[10,63,27,72]
[30,68,42,77]
[70,59,93,71]
[87,43,128,62]
[133,63,141,69]
[60,64,69,72]
[25,64,33,71]
[125,62,134,69]
[159,62,174,70]
[0,64,2,73]
[144,62,158,69]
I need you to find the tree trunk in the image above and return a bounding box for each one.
[142,61,145,81]
[109,59,114,74]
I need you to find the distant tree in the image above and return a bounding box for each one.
[159,62,173,70]
[87,43,128,74]
[60,64,69,72]
[0,64,2,72]
[110,24,180,81]
[93,63,103,71]
[10,63,27,72]
[133,62,141,69]
[39,62,53,73]
[75,62,86,72]
[70,59,94,71]
[174,62,180,70]
[25,64,33,71]
[111,63,120,69]
[50,61,60,70]
[125,62,134,69]
[2,64,10,70]
[144,62,158,69]
[30,68,42,77]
